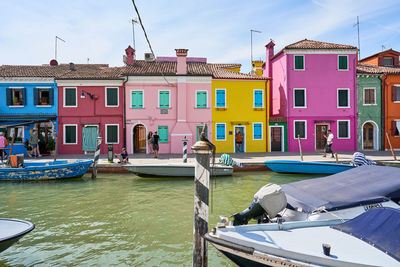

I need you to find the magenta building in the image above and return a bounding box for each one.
[265,39,358,152]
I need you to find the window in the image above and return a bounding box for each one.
[131,91,143,108]
[159,91,170,108]
[6,88,25,106]
[106,87,118,107]
[64,125,77,144]
[363,88,376,105]
[392,120,400,136]
[294,120,306,139]
[392,86,400,102]
[338,120,350,139]
[196,91,207,108]
[293,88,306,108]
[338,55,348,70]
[196,126,208,141]
[158,126,168,143]
[253,123,262,140]
[34,88,53,106]
[294,55,304,70]
[216,89,226,107]
[64,88,77,107]
[106,124,119,144]
[216,123,226,140]
[6,127,24,143]
[337,89,350,108]
[253,90,263,108]
[383,57,394,66]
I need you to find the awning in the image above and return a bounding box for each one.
[0,114,57,122]
[0,119,54,129]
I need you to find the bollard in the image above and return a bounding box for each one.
[182,136,188,163]
[192,140,211,267]
[297,135,303,161]
[108,144,114,163]
[92,136,102,179]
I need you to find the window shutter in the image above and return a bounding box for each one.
[378,57,384,66]
[254,124,262,139]
[22,88,26,105]
[392,120,397,136]
[131,91,137,108]
[138,91,143,108]
[197,92,207,108]
[160,91,169,108]
[158,126,168,142]
[34,88,39,105]
[393,86,397,102]
[49,88,54,105]
[254,91,263,107]
[6,88,12,106]
[216,90,225,107]
[216,124,225,139]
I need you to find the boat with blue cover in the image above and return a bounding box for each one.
[206,207,400,266]
[264,160,355,174]
[0,218,35,253]
[0,160,93,180]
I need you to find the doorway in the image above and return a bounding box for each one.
[315,124,329,151]
[363,122,374,150]
[133,124,146,153]
[270,126,283,151]
[234,126,245,152]
[82,125,99,152]
[37,122,55,155]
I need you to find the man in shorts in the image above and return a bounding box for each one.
[116,147,129,164]
[29,129,40,158]
[323,129,334,158]
[152,131,160,158]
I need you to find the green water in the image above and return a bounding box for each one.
[0,172,315,266]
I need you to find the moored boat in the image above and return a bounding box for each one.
[0,218,35,253]
[264,160,355,174]
[123,163,233,177]
[0,160,93,180]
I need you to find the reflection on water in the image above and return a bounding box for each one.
[0,172,315,266]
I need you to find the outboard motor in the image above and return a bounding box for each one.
[232,184,287,226]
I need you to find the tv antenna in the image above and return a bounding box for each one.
[55,36,66,60]
[250,29,262,66]
[353,16,360,60]
[131,19,138,50]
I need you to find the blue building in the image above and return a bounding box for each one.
[0,66,60,156]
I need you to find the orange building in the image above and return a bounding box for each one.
[360,49,400,150]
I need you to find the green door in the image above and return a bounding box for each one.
[82,126,98,152]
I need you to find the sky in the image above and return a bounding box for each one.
[1,0,400,73]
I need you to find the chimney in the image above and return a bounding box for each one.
[175,49,188,75]
[264,41,275,78]
[125,45,135,65]
[69,62,75,71]
[50,59,58,66]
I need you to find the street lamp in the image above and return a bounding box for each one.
[81,90,94,100]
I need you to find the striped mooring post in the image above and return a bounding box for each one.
[182,136,188,163]
[92,136,102,179]
[192,140,211,267]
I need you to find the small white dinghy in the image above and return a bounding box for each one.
[0,218,35,253]
[206,207,400,266]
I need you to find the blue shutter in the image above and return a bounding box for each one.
[49,88,54,105]
[22,88,26,105]
[253,124,262,139]
[254,90,263,107]
[216,124,225,140]
[216,90,225,107]
[34,88,39,105]
[6,88,12,106]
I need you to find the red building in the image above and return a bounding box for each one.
[57,63,125,154]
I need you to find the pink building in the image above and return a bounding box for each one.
[124,47,213,154]
[265,39,358,152]
[57,64,125,154]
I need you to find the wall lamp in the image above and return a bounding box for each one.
[81,89,94,100]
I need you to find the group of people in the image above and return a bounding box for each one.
[0,129,41,160]
[147,131,160,158]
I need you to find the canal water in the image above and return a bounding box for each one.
[0,172,316,266]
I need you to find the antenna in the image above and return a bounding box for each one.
[131,19,138,51]
[382,45,386,51]
[55,36,66,61]
[250,29,262,67]
[353,16,360,60]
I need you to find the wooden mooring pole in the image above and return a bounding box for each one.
[297,135,303,161]
[386,132,397,161]
[92,136,102,179]
[192,140,211,267]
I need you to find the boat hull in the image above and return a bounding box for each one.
[0,160,93,181]
[0,219,35,253]
[264,160,355,174]
[123,163,233,177]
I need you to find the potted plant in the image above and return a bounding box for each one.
[13,97,21,105]
[47,137,56,156]
[24,139,32,152]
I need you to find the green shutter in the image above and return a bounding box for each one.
[107,125,118,143]
[196,91,207,108]
[294,55,304,70]
[65,88,76,106]
[160,91,169,108]
[107,88,118,106]
[158,126,168,143]
[65,126,77,143]
[131,91,143,108]
[339,56,348,70]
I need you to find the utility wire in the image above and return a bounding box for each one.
[131,0,174,86]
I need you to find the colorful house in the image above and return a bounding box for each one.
[360,49,400,150]
[0,65,59,156]
[265,39,358,152]
[211,63,270,153]
[124,47,213,154]
[56,64,125,155]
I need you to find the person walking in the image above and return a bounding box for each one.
[0,132,8,160]
[147,131,154,154]
[323,129,334,158]
[152,131,160,158]
[235,131,243,152]
[29,129,40,158]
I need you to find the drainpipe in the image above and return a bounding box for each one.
[381,75,387,151]
[122,76,128,149]
[353,57,357,151]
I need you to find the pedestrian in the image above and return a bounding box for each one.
[0,132,8,160]
[235,131,243,152]
[323,129,334,158]
[147,131,154,154]
[29,129,40,158]
[152,131,160,158]
[116,147,129,164]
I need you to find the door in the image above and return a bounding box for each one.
[315,124,329,151]
[234,126,245,152]
[270,127,282,151]
[363,123,374,149]
[133,125,146,153]
[82,126,98,152]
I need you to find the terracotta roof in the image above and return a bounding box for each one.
[208,64,269,80]
[285,39,357,50]
[360,49,400,62]
[209,63,242,69]
[58,64,124,79]
[357,63,400,75]
[123,60,212,76]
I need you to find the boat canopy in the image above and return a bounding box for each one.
[331,207,400,261]
[281,165,400,213]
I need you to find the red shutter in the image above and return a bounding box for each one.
[378,57,384,66]
[392,120,397,136]
[394,56,399,66]
[393,86,398,102]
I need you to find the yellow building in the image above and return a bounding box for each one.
[210,64,270,153]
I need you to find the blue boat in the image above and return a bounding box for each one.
[264,160,355,174]
[0,160,93,180]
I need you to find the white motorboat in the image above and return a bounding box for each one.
[0,218,35,253]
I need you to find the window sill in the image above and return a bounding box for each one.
[63,105,77,108]
[36,105,52,108]
[63,143,78,145]
[9,105,24,108]
[337,137,351,139]
[362,104,377,106]
[214,107,227,110]
[105,105,119,108]
[393,101,400,103]
[195,107,209,109]
[157,107,171,109]
[338,69,349,71]
[131,107,144,109]
[253,107,265,111]
[293,106,307,109]
[337,106,351,109]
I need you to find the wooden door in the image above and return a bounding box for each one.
[315,124,328,150]
[270,127,282,151]
[234,126,245,152]
[133,125,146,153]
[363,123,374,149]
